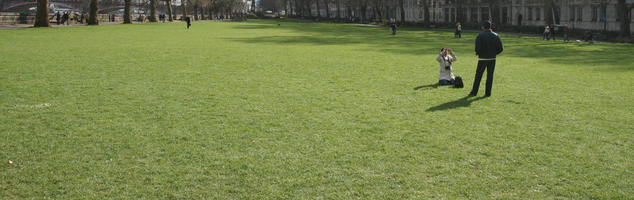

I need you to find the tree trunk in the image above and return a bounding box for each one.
[456,0,463,23]
[182,0,188,19]
[423,0,429,25]
[149,0,158,22]
[617,0,633,40]
[289,0,294,16]
[88,0,98,25]
[167,0,174,21]
[360,2,367,23]
[34,0,50,27]
[399,0,404,22]
[490,2,499,27]
[200,4,205,20]
[294,0,300,17]
[324,0,329,18]
[307,0,312,17]
[193,4,199,20]
[373,0,383,22]
[543,0,554,25]
[123,0,132,23]
[336,0,340,19]
[316,0,321,18]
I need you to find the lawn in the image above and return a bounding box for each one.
[0,19,632,199]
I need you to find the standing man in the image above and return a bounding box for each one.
[455,22,462,38]
[469,21,503,97]
[185,16,191,29]
[389,18,398,35]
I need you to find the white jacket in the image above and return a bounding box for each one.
[436,52,456,81]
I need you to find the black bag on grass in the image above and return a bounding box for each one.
[453,76,464,88]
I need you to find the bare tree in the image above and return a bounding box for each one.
[324,0,330,18]
[88,0,99,25]
[316,0,321,18]
[34,0,50,27]
[399,0,404,22]
[422,0,429,25]
[166,0,174,21]
[455,0,464,23]
[124,0,132,23]
[617,0,633,40]
[372,0,384,22]
[182,0,188,19]
[149,0,158,22]
[336,0,341,19]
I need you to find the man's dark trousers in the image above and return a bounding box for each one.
[470,60,495,96]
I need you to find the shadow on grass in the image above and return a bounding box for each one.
[230,19,634,71]
[414,83,439,90]
[426,96,487,112]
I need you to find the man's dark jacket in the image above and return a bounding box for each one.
[475,30,504,59]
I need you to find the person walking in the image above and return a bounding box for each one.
[563,25,570,43]
[455,22,462,38]
[469,21,503,97]
[63,12,70,25]
[543,24,551,40]
[55,12,61,25]
[186,16,191,29]
[389,18,398,35]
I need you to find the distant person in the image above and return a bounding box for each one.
[63,12,69,25]
[543,25,550,40]
[436,48,457,85]
[82,13,88,24]
[563,26,570,43]
[584,30,594,43]
[186,16,191,29]
[389,18,397,35]
[55,12,61,25]
[455,22,462,38]
[469,21,503,97]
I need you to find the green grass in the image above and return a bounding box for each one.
[0,19,632,199]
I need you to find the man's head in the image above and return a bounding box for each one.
[481,21,492,31]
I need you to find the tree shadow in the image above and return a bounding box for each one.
[413,83,439,90]
[229,19,634,72]
[425,96,487,112]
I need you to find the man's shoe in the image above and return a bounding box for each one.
[468,93,477,97]
[484,94,491,97]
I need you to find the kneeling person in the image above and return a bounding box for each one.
[436,48,457,85]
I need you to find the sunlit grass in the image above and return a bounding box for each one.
[0,19,632,198]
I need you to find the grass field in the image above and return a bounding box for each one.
[1,19,632,199]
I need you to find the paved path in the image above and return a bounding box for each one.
[0,21,179,30]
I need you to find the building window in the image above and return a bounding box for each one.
[603,5,621,22]
[577,7,582,21]
[471,7,478,22]
[591,7,597,22]
[502,7,508,24]
[528,7,533,20]
[536,7,541,20]
[445,8,450,22]
[569,7,575,21]
[452,8,456,22]
[481,7,489,21]
[420,9,424,18]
